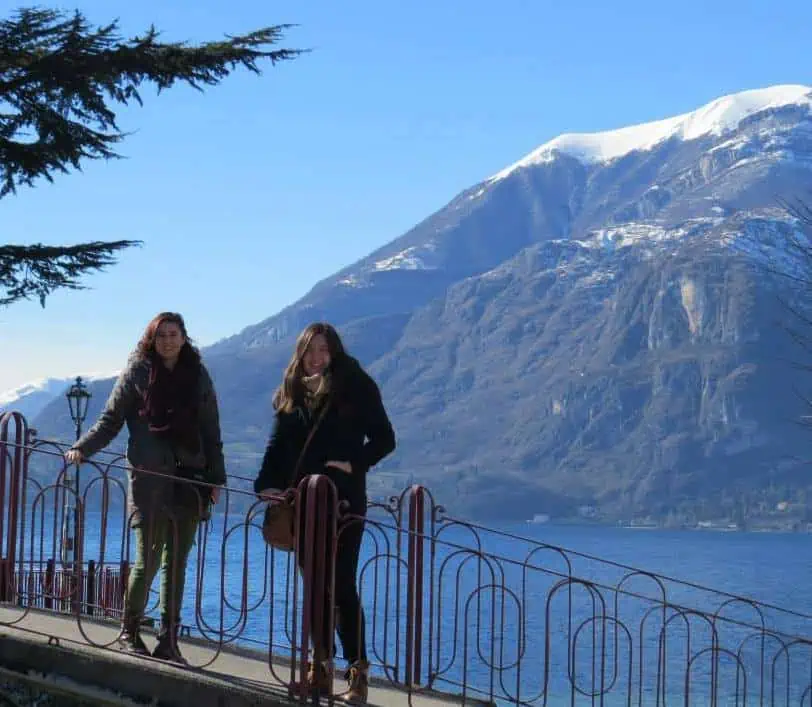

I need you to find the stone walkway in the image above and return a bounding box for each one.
[0,607,490,706]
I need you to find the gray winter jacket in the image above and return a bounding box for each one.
[73,354,226,525]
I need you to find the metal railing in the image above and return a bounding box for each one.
[2,410,811,706]
[10,559,125,617]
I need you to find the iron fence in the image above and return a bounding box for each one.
[2,410,812,706]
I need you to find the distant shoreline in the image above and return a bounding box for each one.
[519,518,812,534]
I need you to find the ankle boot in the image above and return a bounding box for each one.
[117,614,148,656]
[308,660,332,693]
[152,619,184,663]
[338,660,369,704]
[291,660,332,697]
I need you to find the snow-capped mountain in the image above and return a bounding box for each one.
[489,84,812,176]
[0,378,74,420]
[33,84,812,522]
[205,84,811,358]
[1,374,117,421]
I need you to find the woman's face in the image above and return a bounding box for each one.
[154,320,186,363]
[302,333,331,377]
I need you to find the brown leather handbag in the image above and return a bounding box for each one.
[261,501,297,551]
[261,400,330,551]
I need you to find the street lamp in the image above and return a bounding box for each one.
[62,377,91,567]
[66,377,91,440]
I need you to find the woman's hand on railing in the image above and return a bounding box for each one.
[64,449,84,465]
[210,486,221,504]
[325,460,352,474]
[259,488,281,500]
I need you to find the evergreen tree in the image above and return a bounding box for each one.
[1,7,301,306]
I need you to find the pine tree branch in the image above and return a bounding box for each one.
[0,8,304,195]
[0,8,303,307]
[0,240,140,306]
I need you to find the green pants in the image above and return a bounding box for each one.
[125,513,198,626]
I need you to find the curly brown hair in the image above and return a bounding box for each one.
[135,312,201,364]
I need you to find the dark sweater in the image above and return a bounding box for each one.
[74,354,226,525]
[253,358,395,514]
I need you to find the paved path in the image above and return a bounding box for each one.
[0,607,489,706]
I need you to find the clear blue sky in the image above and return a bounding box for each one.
[1,0,810,392]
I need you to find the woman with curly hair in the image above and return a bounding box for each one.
[65,312,226,662]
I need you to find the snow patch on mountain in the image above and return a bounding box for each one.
[338,243,441,286]
[337,274,363,287]
[489,84,812,180]
[584,222,702,250]
[370,242,440,273]
[476,211,806,291]
[721,215,810,275]
[373,250,426,271]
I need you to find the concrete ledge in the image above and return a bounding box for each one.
[0,665,153,706]
[0,609,491,706]
[0,628,286,707]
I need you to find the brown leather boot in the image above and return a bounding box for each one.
[338,660,369,704]
[309,661,332,693]
[291,661,331,697]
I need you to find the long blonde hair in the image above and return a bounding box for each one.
[273,322,347,413]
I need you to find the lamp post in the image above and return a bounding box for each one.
[62,377,91,567]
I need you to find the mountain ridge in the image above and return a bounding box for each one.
[23,83,812,524]
[0,374,116,421]
[490,83,812,177]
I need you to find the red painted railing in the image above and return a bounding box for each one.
[2,410,812,706]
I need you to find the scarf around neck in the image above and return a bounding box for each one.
[140,347,201,455]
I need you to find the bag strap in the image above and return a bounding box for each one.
[288,397,332,489]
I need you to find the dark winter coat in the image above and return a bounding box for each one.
[253,357,395,515]
[73,354,226,526]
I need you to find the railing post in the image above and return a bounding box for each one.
[44,559,54,610]
[292,474,338,700]
[102,567,111,617]
[26,567,34,609]
[0,412,28,607]
[59,565,67,613]
[16,564,24,608]
[86,559,96,616]
[406,485,426,688]
[68,564,78,615]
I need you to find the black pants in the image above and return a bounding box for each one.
[297,508,367,665]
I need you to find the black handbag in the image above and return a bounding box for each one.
[174,464,213,516]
